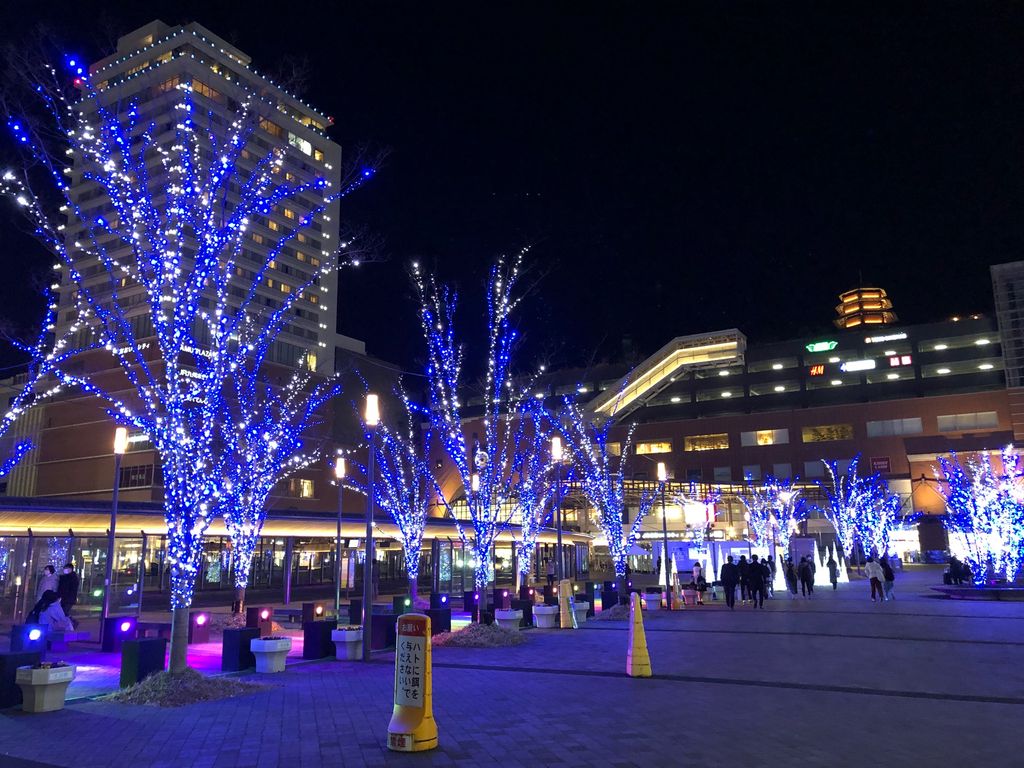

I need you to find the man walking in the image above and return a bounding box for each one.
[720,555,739,609]
[827,554,839,590]
[879,556,896,600]
[738,555,750,603]
[864,557,885,602]
[798,556,813,598]
[747,554,766,608]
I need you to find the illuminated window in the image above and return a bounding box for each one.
[193,80,221,101]
[306,352,317,370]
[279,283,292,294]
[636,441,672,455]
[283,208,297,220]
[740,429,789,447]
[684,434,729,452]
[157,76,181,93]
[313,148,325,162]
[288,478,315,498]
[937,412,999,432]
[268,220,280,232]
[309,294,319,304]
[259,118,284,138]
[801,424,854,443]
[288,132,313,156]
[252,233,264,244]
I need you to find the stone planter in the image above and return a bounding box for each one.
[572,601,590,626]
[494,609,523,631]
[533,605,559,628]
[16,664,76,713]
[644,591,663,610]
[331,627,363,660]
[250,637,292,673]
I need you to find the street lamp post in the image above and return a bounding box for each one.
[334,457,346,620]
[100,427,128,646]
[657,462,670,609]
[362,394,379,662]
[551,436,564,584]
[470,471,481,621]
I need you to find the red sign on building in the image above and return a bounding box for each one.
[870,456,891,474]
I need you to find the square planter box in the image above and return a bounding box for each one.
[533,605,559,628]
[250,638,292,673]
[572,601,590,626]
[644,591,663,610]
[494,609,523,631]
[16,665,76,713]
[331,628,363,660]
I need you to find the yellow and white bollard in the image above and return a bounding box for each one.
[626,592,652,678]
[558,578,577,629]
[387,614,438,752]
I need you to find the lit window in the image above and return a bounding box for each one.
[313,148,325,163]
[801,424,854,443]
[283,208,296,220]
[636,441,672,455]
[289,478,315,498]
[268,220,280,232]
[259,118,284,138]
[741,429,789,447]
[684,434,729,452]
[937,411,998,432]
[252,233,264,244]
[288,132,313,156]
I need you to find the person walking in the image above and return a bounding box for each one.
[738,555,750,603]
[807,553,817,593]
[879,556,896,600]
[827,555,839,590]
[784,558,798,597]
[57,563,80,626]
[798,556,813,598]
[546,559,556,586]
[36,565,59,600]
[720,555,739,609]
[747,555,765,608]
[765,554,776,598]
[864,557,885,602]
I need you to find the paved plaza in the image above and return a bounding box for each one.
[0,568,1022,767]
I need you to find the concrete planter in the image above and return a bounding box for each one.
[331,628,363,660]
[572,601,590,626]
[250,637,292,673]
[644,591,663,610]
[16,664,76,713]
[494,609,523,631]
[533,605,559,628]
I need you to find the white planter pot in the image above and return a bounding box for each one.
[250,638,292,673]
[331,629,363,660]
[16,665,76,713]
[572,602,590,625]
[494,609,523,631]
[533,605,559,628]
[644,592,663,610]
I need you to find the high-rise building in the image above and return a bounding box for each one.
[991,260,1024,440]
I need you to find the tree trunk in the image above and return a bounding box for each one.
[169,606,189,673]
[408,576,418,603]
[233,585,246,614]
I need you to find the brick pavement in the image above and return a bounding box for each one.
[0,567,1021,767]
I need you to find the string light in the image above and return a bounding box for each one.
[816,456,900,561]
[739,475,806,556]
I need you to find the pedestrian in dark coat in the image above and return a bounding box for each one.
[720,556,739,609]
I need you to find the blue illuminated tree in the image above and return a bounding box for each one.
[219,363,341,610]
[510,401,558,587]
[738,474,805,558]
[818,456,902,562]
[2,61,374,671]
[413,249,538,595]
[556,398,662,588]
[938,447,1024,584]
[370,384,435,600]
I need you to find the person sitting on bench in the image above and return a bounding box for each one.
[27,590,74,632]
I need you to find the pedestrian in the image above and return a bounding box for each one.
[57,563,80,626]
[807,553,816,593]
[720,555,739,609]
[747,554,765,608]
[546,559,555,586]
[692,560,702,587]
[948,556,963,586]
[738,555,750,603]
[796,557,812,597]
[27,590,73,632]
[827,555,839,590]
[879,556,896,600]
[864,557,885,602]
[36,565,59,600]
[784,559,798,596]
[765,554,776,597]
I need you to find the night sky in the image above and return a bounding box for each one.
[1,2,1021,373]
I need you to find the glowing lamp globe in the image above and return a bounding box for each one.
[315,605,324,617]
[28,628,42,642]
[260,609,270,621]
[195,614,208,626]
[119,620,132,633]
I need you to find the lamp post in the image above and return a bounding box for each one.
[100,427,128,646]
[657,462,670,609]
[362,394,379,662]
[551,436,564,584]
[334,456,346,620]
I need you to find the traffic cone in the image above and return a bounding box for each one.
[626,592,651,678]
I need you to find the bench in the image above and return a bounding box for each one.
[931,585,1024,602]
[135,621,172,639]
[47,631,91,652]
